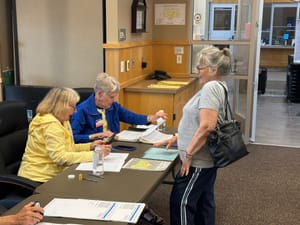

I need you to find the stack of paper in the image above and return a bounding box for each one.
[117,119,172,144]
[44,198,145,224]
[142,147,178,161]
[76,153,129,172]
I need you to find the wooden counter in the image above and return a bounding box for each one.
[124,77,200,128]
[260,45,294,68]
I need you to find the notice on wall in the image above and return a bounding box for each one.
[155,4,186,25]
[294,19,300,64]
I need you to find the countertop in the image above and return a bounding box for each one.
[124,77,198,94]
[261,45,294,49]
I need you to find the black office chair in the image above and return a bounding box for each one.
[0,101,40,211]
[74,87,93,104]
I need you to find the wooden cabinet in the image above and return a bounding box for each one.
[260,46,294,68]
[123,78,200,128]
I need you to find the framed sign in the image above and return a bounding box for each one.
[131,0,147,33]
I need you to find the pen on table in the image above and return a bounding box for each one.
[88,173,104,179]
[83,177,98,182]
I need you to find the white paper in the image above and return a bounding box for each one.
[117,130,143,142]
[140,129,173,144]
[44,198,145,224]
[76,153,129,172]
[117,124,172,144]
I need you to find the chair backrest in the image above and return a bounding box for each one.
[4,86,93,118]
[74,87,93,104]
[0,101,28,175]
[4,85,52,119]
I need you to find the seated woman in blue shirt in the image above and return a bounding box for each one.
[71,72,167,143]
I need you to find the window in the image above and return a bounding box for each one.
[261,3,299,46]
[192,1,252,75]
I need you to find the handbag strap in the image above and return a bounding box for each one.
[218,82,234,121]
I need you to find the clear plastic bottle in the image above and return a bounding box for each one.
[93,145,104,176]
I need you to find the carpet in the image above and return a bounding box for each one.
[139,144,300,225]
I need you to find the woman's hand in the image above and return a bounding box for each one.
[147,110,168,123]
[180,152,192,176]
[99,144,112,157]
[153,134,177,149]
[90,141,111,157]
[13,202,44,225]
[90,130,114,140]
[90,140,106,149]
[155,110,168,120]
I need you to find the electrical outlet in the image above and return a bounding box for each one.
[176,55,182,64]
[126,60,130,71]
[120,61,125,72]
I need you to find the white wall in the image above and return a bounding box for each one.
[16,0,103,87]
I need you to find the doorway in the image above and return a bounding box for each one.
[209,4,237,40]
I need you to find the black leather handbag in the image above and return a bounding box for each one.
[207,83,249,168]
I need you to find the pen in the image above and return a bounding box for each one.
[83,177,98,182]
[89,173,104,179]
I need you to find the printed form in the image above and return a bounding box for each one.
[44,198,145,224]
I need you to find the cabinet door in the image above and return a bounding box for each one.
[124,92,175,127]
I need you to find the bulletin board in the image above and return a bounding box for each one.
[154,4,186,25]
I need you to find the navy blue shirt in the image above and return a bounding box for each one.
[71,94,148,143]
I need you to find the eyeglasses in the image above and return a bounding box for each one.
[196,65,208,71]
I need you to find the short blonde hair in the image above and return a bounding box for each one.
[36,87,80,118]
[198,46,232,76]
[94,73,120,95]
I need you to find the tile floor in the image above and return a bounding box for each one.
[254,68,300,147]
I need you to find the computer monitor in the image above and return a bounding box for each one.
[283,33,289,40]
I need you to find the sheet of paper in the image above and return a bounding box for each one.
[117,130,143,142]
[44,198,145,224]
[143,147,178,161]
[140,129,173,144]
[123,158,171,171]
[76,153,129,172]
[117,122,171,144]
[136,124,156,129]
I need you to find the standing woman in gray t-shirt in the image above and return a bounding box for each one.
[154,46,232,225]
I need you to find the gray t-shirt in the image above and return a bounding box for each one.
[177,80,227,168]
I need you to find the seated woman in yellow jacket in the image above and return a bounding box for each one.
[18,87,111,183]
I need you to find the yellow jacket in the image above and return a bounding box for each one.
[18,113,92,183]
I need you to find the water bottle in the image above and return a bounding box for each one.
[93,145,104,176]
